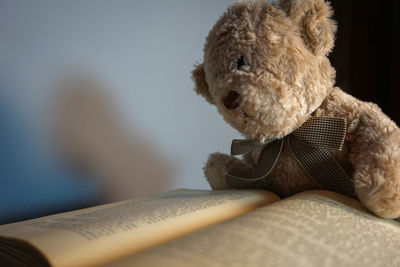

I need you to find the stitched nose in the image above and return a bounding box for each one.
[223,91,242,110]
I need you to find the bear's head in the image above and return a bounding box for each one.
[193,0,337,141]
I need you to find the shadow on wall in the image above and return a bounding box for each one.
[0,76,175,224]
[52,76,175,202]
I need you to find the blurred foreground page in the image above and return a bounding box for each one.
[107,191,400,267]
[0,189,278,267]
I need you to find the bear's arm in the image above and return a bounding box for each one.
[204,152,254,190]
[349,102,400,218]
[321,87,400,218]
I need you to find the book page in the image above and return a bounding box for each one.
[0,189,279,267]
[109,190,400,267]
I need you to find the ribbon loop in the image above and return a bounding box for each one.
[293,116,347,151]
[226,139,283,188]
[230,139,274,156]
[225,116,354,197]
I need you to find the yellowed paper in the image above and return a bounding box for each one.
[0,189,279,267]
[109,190,400,267]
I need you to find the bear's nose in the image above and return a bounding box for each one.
[223,90,242,110]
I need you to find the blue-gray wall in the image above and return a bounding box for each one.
[0,0,241,194]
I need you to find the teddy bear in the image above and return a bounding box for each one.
[192,0,400,218]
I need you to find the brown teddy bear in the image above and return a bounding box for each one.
[192,0,400,218]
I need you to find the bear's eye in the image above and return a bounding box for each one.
[237,55,249,71]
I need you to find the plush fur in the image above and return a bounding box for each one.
[192,0,400,218]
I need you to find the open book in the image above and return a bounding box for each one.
[1,189,400,266]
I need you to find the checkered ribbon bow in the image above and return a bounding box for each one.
[226,116,354,197]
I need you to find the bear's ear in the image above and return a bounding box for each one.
[192,63,213,104]
[279,0,336,56]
